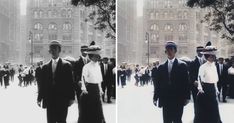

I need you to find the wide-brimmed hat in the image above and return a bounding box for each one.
[81,45,88,51]
[201,46,217,55]
[196,46,204,52]
[85,45,102,55]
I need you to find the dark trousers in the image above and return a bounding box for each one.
[217,82,228,101]
[46,103,68,123]
[102,81,112,101]
[163,104,184,123]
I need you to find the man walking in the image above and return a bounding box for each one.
[153,41,190,123]
[37,40,75,123]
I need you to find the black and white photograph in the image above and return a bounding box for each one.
[0,0,116,123]
[117,0,234,123]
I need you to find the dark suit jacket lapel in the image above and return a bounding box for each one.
[48,60,53,84]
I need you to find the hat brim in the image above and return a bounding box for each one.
[85,51,102,55]
[201,51,216,55]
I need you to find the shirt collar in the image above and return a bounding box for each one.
[168,57,175,63]
[52,57,59,63]
[81,55,86,60]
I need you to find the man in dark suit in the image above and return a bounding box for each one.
[37,40,75,123]
[101,57,114,103]
[153,41,190,123]
[189,46,205,103]
[73,45,89,102]
[216,57,228,102]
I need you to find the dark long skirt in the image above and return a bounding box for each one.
[78,83,106,123]
[194,83,222,123]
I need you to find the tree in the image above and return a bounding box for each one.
[71,0,116,39]
[187,0,234,41]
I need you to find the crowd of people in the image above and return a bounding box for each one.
[118,41,234,123]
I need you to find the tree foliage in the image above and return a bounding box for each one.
[187,0,234,41]
[71,0,116,39]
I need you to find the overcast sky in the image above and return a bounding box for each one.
[137,0,143,17]
[20,0,27,15]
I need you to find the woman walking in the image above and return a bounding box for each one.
[78,45,106,123]
[194,45,222,123]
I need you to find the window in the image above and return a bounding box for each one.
[34,33,43,41]
[52,10,58,17]
[179,23,187,31]
[34,11,38,18]
[63,22,72,30]
[34,23,43,30]
[183,11,188,19]
[48,34,57,40]
[48,23,57,30]
[164,12,168,18]
[150,24,159,31]
[61,9,67,18]
[150,12,154,20]
[48,10,52,18]
[164,24,173,31]
[155,12,159,18]
[165,35,173,41]
[62,33,72,40]
[178,35,187,42]
[39,10,43,18]
[68,9,72,18]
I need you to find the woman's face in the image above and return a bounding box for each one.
[206,55,216,62]
[89,54,101,62]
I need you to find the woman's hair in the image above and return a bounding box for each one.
[204,54,216,60]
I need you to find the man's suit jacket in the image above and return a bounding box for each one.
[153,58,190,107]
[151,66,158,83]
[189,57,202,83]
[37,58,75,108]
[216,63,228,84]
[100,63,114,84]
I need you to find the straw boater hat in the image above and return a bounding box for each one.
[85,45,102,55]
[49,40,62,48]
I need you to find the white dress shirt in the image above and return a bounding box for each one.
[218,63,223,75]
[168,57,175,74]
[197,61,219,90]
[52,57,59,74]
[228,67,234,75]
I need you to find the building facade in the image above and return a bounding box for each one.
[0,0,20,64]
[142,0,229,64]
[27,0,115,64]
[117,0,137,64]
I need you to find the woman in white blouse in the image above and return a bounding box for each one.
[78,45,106,123]
[194,45,222,123]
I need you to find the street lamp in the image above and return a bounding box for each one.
[145,32,150,66]
[29,31,33,65]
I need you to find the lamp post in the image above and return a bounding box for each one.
[29,31,33,65]
[145,32,150,66]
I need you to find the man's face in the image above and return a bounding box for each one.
[49,45,60,59]
[81,50,87,57]
[103,59,108,64]
[197,51,203,57]
[219,59,224,64]
[165,47,176,59]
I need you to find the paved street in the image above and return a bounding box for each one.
[118,79,234,123]
[0,75,116,123]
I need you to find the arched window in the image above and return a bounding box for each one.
[164,24,173,31]
[150,24,159,31]
[48,10,52,18]
[34,11,38,18]
[61,9,67,17]
[68,9,72,18]
[48,23,57,30]
[179,23,187,31]
[39,10,43,18]
[63,22,72,30]
[34,23,43,30]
